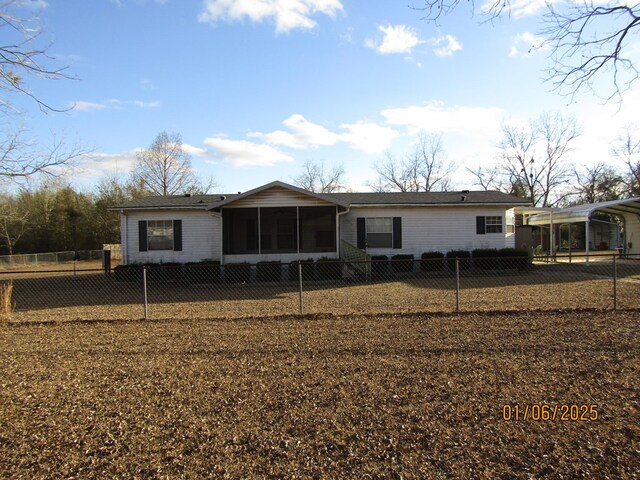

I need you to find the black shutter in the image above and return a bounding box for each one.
[356,217,366,249]
[138,220,148,252]
[392,217,402,249]
[476,216,486,235]
[173,220,182,251]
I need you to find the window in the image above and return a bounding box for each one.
[138,220,182,252]
[148,220,174,250]
[366,217,393,248]
[476,215,503,234]
[357,217,402,250]
[486,216,503,233]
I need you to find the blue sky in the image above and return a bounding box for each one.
[9,0,640,193]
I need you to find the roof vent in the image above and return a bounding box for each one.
[461,195,467,202]
[461,189,470,194]
[184,193,192,197]
[237,191,241,194]
[219,195,226,201]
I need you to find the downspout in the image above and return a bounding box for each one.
[336,206,350,259]
[207,210,222,264]
[120,209,128,265]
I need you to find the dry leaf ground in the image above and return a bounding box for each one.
[1,311,638,478]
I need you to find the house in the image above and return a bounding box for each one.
[112,180,530,265]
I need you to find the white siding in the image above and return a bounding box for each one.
[123,210,221,264]
[340,206,516,257]
[227,187,333,208]
[623,213,640,255]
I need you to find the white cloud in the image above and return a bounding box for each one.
[203,137,294,167]
[71,99,160,112]
[14,0,48,9]
[340,122,400,154]
[198,0,344,33]
[430,35,462,57]
[366,24,424,55]
[381,102,503,136]
[70,151,138,182]
[249,114,400,154]
[249,114,340,149]
[182,144,211,157]
[72,101,108,112]
[509,32,547,57]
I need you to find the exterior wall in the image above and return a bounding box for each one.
[227,186,334,208]
[340,206,516,257]
[623,213,640,255]
[123,210,221,265]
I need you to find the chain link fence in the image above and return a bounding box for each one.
[1,254,639,322]
[0,250,110,269]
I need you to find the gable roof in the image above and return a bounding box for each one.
[111,180,529,210]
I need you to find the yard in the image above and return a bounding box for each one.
[1,311,638,478]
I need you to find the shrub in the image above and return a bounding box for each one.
[316,258,344,280]
[391,254,414,273]
[472,249,500,270]
[146,262,183,281]
[371,255,389,276]
[185,260,221,284]
[499,248,531,270]
[446,250,471,270]
[288,260,316,282]
[256,261,282,282]
[224,262,251,283]
[114,264,142,282]
[421,251,445,272]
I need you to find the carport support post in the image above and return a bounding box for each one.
[143,266,148,320]
[298,262,304,315]
[613,254,618,311]
[455,258,460,314]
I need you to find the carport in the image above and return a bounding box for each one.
[520,198,640,260]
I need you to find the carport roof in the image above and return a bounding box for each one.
[526,198,640,225]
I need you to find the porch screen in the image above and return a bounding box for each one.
[260,207,297,253]
[223,208,259,255]
[299,206,336,253]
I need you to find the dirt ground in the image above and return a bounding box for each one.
[1,311,638,478]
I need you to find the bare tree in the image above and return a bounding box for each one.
[413,1,640,100]
[498,113,579,207]
[571,162,624,205]
[543,3,640,101]
[0,192,29,255]
[131,132,214,196]
[292,159,345,193]
[0,125,87,182]
[611,125,640,197]
[373,133,453,192]
[0,1,71,113]
[466,163,528,197]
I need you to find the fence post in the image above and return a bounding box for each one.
[143,266,148,320]
[455,258,460,314]
[298,262,304,315]
[613,254,617,311]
